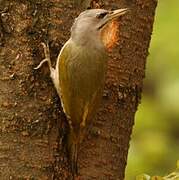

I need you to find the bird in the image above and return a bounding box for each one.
[34,8,128,177]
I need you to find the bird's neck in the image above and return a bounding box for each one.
[71,30,105,51]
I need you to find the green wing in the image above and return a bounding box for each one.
[58,39,107,130]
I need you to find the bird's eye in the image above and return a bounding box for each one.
[96,12,108,19]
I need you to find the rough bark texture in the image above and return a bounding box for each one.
[0,0,157,179]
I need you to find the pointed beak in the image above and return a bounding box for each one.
[98,8,129,30]
[108,8,129,20]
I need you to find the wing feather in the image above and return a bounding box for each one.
[57,39,107,127]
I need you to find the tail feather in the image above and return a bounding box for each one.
[71,143,78,176]
[67,130,79,177]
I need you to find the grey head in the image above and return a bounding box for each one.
[71,8,128,48]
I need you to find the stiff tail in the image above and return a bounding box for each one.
[67,130,79,177]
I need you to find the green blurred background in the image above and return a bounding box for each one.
[125,1,179,179]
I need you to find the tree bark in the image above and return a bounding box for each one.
[0,0,157,179]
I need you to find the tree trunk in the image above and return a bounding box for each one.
[0,0,157,179]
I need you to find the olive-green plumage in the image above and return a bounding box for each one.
[34,8,128,177]
[58,40,107,127]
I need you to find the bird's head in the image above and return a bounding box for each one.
[71,8,128,49]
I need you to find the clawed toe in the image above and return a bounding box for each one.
[34,42,52,70]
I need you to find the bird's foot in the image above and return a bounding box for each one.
[34,42,52,70]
